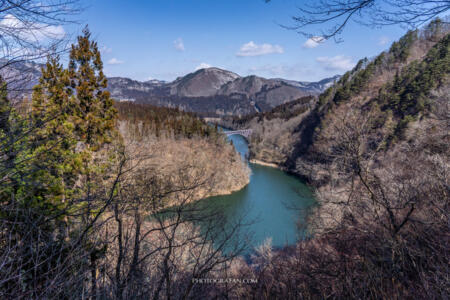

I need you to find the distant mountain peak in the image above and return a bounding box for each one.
[196,66,239,75]
[170,67,240,97]
[2,60,341,116]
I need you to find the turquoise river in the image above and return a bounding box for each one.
[195,130,316,254]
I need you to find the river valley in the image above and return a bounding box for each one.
[195,131,316,254]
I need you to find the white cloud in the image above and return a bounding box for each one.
[316,55,355,71]
[173,38,185,51]
[236,41,284,57]
[302,36,325,49]
[195,62,211,70]
[0,14,65,42]
[378,36,390,46]
[107,58,124,65]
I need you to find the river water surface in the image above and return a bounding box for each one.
[196,131,315,254]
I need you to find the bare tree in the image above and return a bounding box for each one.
[90,143,249,299]
[267,0,449,40]
[0,0,82,99]
[232,96,449,298]
[0,143,127,299]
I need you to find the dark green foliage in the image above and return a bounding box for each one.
[381,32,449,142]
[69,26,117,150]
[333,86,351,104]
[319,30,422,109]
[319,56,380,106]
[0,77,23,199]
[350,61,375,93]
[338,72,351,85]
[353,57,368,71]
[115,101,218,139]
[0,28,119,298]
[422,18,447,41]
[29,56,80,205]
[389,30,418,62]
[0,78,10,132]
[373,52,385,67]
[318,86,333,106]
[381,33,449,118]
[314,26,448,143]
[226,96,314,126]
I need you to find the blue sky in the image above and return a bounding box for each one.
[68,0,407,82]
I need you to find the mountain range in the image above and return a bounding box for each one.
[107,68,340,115]
[1,61,339,116]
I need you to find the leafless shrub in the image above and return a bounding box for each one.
[234,94,449,299]
[0,1,82,100]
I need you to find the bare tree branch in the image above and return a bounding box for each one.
[268,0,449,40]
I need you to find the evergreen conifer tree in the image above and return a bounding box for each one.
[0,76,19,197]
[29,56,80,206]
[69,26,117,151]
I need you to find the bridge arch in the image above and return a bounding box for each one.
[224,129,252,138]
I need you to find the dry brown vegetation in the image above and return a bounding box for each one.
[117,102,250,202]
[219,96,317,166]
[1,1,448,297]
[90,145,250,299]
[217,21,450,299]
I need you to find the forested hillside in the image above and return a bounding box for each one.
[227,20,449,179]
[219,95,317,164]
[1,0,448,297]
[116,102,217,139]
[219,19,449,298]
[0,27,249,299]
[115,101,250,202]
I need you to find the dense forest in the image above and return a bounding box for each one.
[115,101,219,139]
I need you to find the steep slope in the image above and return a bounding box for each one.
[226,22,449,185]
[218,75,311,111]
[224,22,450,299]
[289,26,449,183]
[115,102,250,201]
[219,96,316,165]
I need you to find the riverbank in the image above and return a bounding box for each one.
[249,158,282,169]
[118,118,251,204]
[199,130,316,252]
